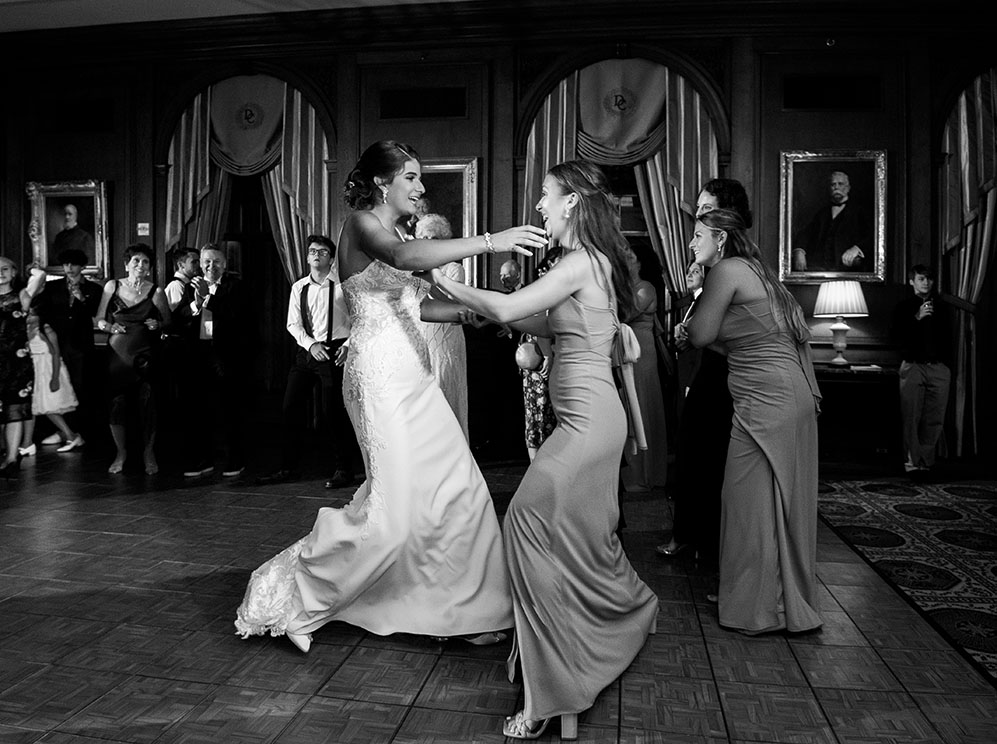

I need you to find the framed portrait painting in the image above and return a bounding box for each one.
[26,179,109,277]
[419,157,480,286]
[779,150,886,283]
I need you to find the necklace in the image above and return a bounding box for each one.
[125,276,144,292]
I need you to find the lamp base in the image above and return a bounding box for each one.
[829,317,851,367]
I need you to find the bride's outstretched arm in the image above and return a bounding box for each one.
[350,212,546,271]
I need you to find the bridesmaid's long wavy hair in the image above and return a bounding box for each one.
[699,208,811,343]
[343,140,421,211]
[547,160,639,321]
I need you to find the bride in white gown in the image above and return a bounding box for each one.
[235,140,547,652]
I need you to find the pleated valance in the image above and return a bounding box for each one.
[209,75,285,177]
[165,75,331,285]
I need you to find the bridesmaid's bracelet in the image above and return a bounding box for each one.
[483,232,494,252]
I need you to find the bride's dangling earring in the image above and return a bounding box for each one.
[379,185,389,203]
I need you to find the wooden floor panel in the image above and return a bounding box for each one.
[1,456,995,742]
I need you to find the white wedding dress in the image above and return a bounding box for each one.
[235,260,513,641]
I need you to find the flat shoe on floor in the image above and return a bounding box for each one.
[655,542,688,557]
[463,631,507,645]
[286,632,312,653]
[431,632,508,646]
[17,444,36,457]
[255,469,300,485]
[324,471,353,488]
[56,436,85,453]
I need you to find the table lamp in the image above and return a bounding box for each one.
[813,280,868,366]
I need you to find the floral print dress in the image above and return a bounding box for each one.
[0,290,33,423]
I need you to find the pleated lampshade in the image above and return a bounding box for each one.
[813,280,869,318]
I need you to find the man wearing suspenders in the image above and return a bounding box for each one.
[256,235,359,488]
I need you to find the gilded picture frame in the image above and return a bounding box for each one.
[26,179,109,277]
[779,150,886,283]
[419,157,480,286]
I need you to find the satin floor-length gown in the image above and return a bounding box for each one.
[505,293,658,721]
[235,260,512,641]
[717,298,823,634]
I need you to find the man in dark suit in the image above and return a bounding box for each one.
[255,235,360,489]
[180,244,257,478]
[793,170,872,272]
[33,247,102,442]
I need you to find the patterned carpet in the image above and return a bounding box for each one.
[818,480,997,685]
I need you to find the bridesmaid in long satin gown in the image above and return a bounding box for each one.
[427,159,658,740]
[685,207,822,635]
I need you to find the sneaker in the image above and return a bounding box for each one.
[183,463,214,478]
[17,444,37,457]
[41,433,63,446]
[56,435,85,453]
[222,463,245,478]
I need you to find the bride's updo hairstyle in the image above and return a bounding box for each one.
[344,140,421,210]
[547,159,639,322]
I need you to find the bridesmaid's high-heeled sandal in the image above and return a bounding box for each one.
[503,711,549,740]
[502,711,578,740]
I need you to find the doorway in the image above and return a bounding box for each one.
[223,175,292,400]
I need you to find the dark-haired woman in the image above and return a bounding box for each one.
[685,208,822,635]
[425,159,658,740]
[236,140,546,652]
[95,244,170,475]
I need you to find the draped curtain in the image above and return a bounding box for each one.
[521,58,718,310]
[165,75,331,286]
[520,74,578,279]
[165,91,212,249]
[265,86,331,284]
[576,59,668,166]
[939,68,997,456]
[184,167,232,252]
[635,155,692,299]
